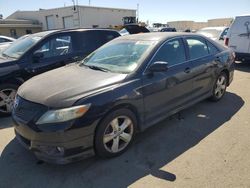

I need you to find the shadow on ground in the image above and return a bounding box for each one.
[0,117,13,130]
[0,92,244,188]
[234,61,250,73]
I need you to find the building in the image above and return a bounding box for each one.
[207,18,233,27]
[0,19,42,38]
[167,18,233,31]
[7,5,136,31]
[167,21,196,31]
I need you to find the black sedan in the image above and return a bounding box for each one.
[13,33,234,164]
[0,29,120,116]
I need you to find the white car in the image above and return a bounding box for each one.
[196,27,229,44]
[225,15,250,62]
[0,35,15,44]
[0,35,16,52]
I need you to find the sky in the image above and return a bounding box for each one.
[0,0,250,23]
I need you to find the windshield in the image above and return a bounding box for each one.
[82,40,155,74]
[196,29,222,39]
[2,35,42,59]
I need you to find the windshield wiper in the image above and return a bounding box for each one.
[86,65,110,72]
[1,52,15,59]
[1,52,10,58]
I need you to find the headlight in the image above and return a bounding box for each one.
[36,104,91,125]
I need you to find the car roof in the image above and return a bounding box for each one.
[31,28,119,38]
[117,32,204,41]
[236,14,250,17]
[0,35,16,41]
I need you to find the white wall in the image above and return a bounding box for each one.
[7,6,136,30]
[79,7,136,28]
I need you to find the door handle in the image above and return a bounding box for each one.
[215,56,221,62]
[25,68,36,73]
[184,67,191,73]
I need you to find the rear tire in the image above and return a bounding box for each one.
[209,72,228,102]
[0,84,18,117]
[95,108,137,158]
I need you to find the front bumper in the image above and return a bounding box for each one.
[13,116,98,164]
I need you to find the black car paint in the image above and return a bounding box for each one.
[0,29,120,85]
[13,33,234,164]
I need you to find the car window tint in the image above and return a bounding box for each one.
[207,41,219,54]
[76,32,98,55]
[76,31,119,56]
[0,38,10,43]
[152,39,186,66]
[101,31,120,43]
[35,35,72,59]
[187,38,209,59]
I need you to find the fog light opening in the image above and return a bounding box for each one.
[56,147,65,154]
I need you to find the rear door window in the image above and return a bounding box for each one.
[76,31,120,56]
[207,41,220,54]
[100,31,120,44]
[186,38,209,60]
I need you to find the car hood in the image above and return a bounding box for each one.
[18,64,127,108]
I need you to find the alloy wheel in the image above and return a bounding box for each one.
[103,116,134,153]
[214,75,227,99]
[0,89,17,113]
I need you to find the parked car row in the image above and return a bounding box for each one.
[196,15,250,62]
[225,15,250,62]
[196,27,229,44]
[5,29,235,164]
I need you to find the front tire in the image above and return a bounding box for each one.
[0,84,18,117]
[210,72,228,102]
[95,108,137,158]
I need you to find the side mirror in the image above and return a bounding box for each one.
[32,51,44,63]
[219,35,226,41]
[148,61,169,72]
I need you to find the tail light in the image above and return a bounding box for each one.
[224,38,229,46]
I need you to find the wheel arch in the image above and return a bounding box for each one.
[94,103,141,137]
[0,77,24,86]
[220,69,230,86]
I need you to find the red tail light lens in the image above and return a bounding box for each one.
[225,38,229,46]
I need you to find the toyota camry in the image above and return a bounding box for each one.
[12,33,234,164]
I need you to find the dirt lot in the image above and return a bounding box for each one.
[0,62,250,188]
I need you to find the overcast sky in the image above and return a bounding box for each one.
[0,0,249,23]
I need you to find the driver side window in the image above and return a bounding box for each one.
[34,35,72,59]
[152,38,186,67]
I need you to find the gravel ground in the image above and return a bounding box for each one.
[0,62,250,188]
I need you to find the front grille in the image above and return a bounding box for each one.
[13,95,48,123]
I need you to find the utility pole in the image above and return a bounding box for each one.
[72,0,76,10]
[76,0,80,28]
[137,3,139,23]
[89,0,91,6]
